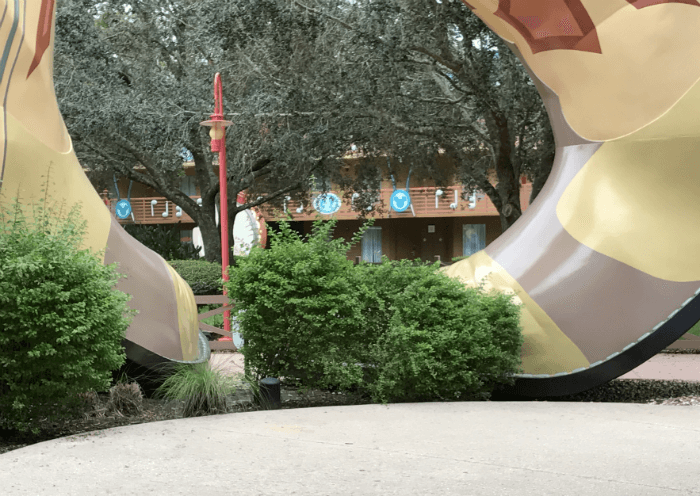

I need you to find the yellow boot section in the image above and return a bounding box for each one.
[0,113,110,254]
[165,264,200,362]
[557,80,700,282]
[444,251,590,376]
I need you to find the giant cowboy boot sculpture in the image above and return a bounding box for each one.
[0,1,208,382]
[448,0,700,395]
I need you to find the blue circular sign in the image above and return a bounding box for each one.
[390,190,411,212]
[313,193,341,215]
[115,199,132,219]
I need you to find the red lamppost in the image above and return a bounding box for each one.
[201,73,234,337]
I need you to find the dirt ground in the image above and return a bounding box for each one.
[0,352,370,455]
[2,352,700,455]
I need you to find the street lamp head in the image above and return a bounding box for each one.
[209,122,225,140]
[200,73,232,152]
[200,118,233,152]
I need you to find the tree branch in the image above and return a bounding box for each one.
[409,46,462,74]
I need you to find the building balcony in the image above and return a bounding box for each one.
[108,184,532,225]
[107,197,198,225]
[261,185,532,221]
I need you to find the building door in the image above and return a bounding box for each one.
[362,227,382,263]
[420,222,449,263]
[463,224,486,257]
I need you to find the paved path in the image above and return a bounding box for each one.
[619,353,700,381]
[2,402,700,495]
[2,353,700,496]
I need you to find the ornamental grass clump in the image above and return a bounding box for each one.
[154,362,237,417]
[0,191,133,433]
[107,382,144,416]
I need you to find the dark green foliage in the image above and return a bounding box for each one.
[123,224,200,261]
[225,218,371,391]
[366,273,523,403]
[0,198,133,433]
[167,259,223,295]
[226,219,523,402]
[353,258,442,341]
[55,0,555,264]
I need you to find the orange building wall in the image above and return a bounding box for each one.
[303,215,503,263]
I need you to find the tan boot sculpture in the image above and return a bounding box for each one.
[0,0,207,385]
[447,0,700,395]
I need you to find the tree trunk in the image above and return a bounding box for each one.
[197,216,222,264]
[491,113,522,233]
[529,148,555,205]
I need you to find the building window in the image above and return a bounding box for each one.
[362,227,382,263]
[180,229,193,243]
[463,224,486,257]
[180,176,197,197]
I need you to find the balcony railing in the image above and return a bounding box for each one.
[108,197,198,225]
[260,185,532,221]
[108,185,532,225]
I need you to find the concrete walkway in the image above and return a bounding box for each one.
[619,353,700,381]
[2,354,700,496]
[2,402,700,495]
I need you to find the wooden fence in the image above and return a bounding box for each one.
[195,295,238,351]
[665,332,700,351]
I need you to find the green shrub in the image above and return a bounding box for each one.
[124,224,200,261]
[155,362,237,417]
[225,218,523,403]
[168,259,223,295]
[225,218,371,390]
[0,197,133,433]
[366,270,523,403]
[352,258,442,343]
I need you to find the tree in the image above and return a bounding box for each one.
[54,0,554,253]
[287,0,555,230]
[54,0,374,262]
